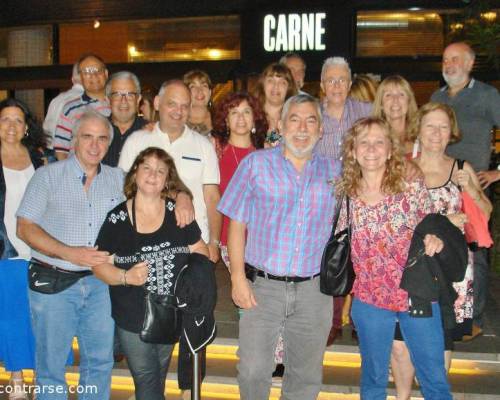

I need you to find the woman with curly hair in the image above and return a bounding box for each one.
[212,92,267,268]
[252,63,297,146]
[337,116,452,399]
[0,98,52,399]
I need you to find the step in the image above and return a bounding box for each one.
[3,339,499,399]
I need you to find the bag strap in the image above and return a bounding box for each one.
[132,197,149,294]
[456,159,465,191]
[330,195,350,239]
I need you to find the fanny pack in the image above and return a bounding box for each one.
[28,259,92,294]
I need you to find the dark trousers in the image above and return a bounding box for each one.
[473,248,489,328]
[117,326,173,400]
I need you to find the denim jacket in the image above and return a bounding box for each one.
[0,148,47,259]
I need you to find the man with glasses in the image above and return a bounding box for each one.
[315,57,372,161]
[54,53,110,160]
[102,71,147,167]
[316,57,372,345]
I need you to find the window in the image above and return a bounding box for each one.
[59,16,240,64]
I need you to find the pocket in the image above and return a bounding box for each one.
[179,156,203,182]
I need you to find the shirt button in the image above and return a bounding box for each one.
[88,241,91,245]
[300,198,303,202]
[89,223,92,227]
[298,223,302,227]
[295,247,299,252]
[296,175,300,180]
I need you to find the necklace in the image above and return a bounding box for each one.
[230,144,242,167]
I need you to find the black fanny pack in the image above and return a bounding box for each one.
[28,259,92,294]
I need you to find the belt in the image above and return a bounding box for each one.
[31,259,93,276]
[247,263,319,283]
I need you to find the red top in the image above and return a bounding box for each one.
[219,143,254,245]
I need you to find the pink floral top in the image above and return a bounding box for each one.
[339,179,434,311]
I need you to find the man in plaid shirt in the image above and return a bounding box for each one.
[218,94,340,400]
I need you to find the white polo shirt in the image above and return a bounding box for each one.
[118,123,220,242]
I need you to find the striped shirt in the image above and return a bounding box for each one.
[314,97,372,161]
[217,146,340,277]
[53,93,111,154]
[16,155,125,271]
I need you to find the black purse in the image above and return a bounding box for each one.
[140,291,182,344]
[129,197,181,344]
[320,196,355,296]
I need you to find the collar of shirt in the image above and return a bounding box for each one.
[440,77,476,93]
[68,154,102,183]
[155,123,191,145]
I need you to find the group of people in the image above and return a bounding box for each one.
[0,40,498,400]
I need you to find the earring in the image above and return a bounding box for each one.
[251,127,256,135]
[165,184,169,191]
[25,128,28,137]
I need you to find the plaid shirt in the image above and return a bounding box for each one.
[217,146,340,277]
[17,155,125,271]
[314,97,372,161]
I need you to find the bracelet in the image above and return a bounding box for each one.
[121,269,129,286]
[210,239,221,247]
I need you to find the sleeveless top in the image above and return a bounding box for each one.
[427,159,473,323]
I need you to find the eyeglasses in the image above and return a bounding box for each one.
[324,78,349,86]
[79,66,106,76]
[110,91,138,101]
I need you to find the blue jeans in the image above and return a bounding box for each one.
[237,276,332,400]
[351,298,452,400]
[29,275,114,400]
[116,326,173,400]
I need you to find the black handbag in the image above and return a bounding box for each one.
[140,291,182,344]
[320,196,355,296]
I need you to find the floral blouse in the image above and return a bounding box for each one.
[339,179,434,311]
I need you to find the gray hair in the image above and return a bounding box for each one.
[158,79,190,99]
[321,57,352,82]
[281,94,322,125]
[72,109,114,146]
[279,52,306,70]
[105,71,141,97]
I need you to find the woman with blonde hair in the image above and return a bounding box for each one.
[349,74,378,103]
[372,75,418,155]
[337,116,452,399]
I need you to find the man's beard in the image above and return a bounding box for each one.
[443,71,467,87]
[283,134,317,159]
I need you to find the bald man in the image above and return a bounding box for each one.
[431,42,500,339]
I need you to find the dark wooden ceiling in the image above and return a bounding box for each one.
[0,0,468,27]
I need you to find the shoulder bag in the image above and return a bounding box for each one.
[320,196,355,296]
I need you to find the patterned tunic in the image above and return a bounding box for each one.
[340,179,433,311]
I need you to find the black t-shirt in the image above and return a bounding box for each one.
[95,198,201,333]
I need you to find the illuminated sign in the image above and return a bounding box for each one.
[263,13,326,52]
